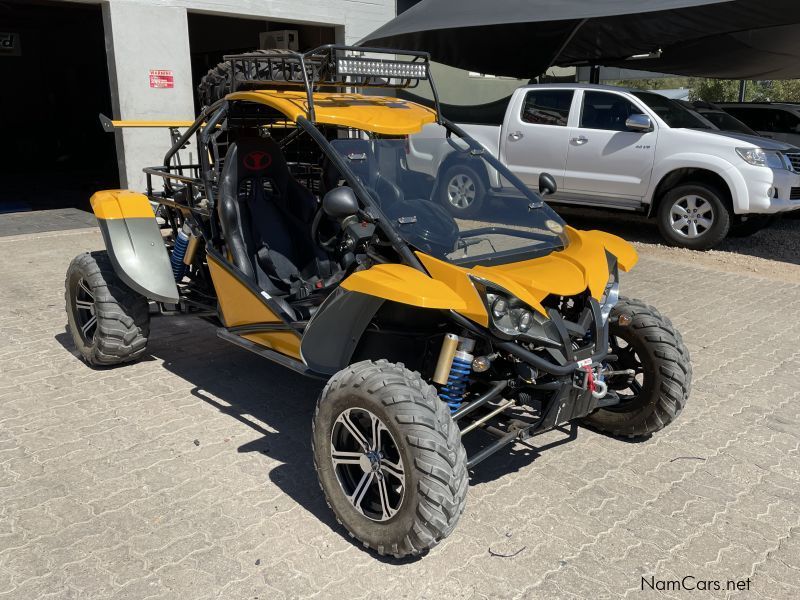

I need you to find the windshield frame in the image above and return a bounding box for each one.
[299,115,565,269]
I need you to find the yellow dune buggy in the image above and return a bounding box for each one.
[65,45,691,558]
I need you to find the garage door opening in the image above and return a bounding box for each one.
[0,0,118,213]
[188,13,338,113]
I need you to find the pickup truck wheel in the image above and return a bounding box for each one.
[438,164,486,218]
[656,184,731,250]
[312,360,468,558]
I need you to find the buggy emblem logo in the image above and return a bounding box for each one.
[243,151,272,171]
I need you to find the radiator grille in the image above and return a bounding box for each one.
[785,152,800,172]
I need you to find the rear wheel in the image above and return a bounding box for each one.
[656,183,731,250]
[65,251,150,366]
[583,298,691,438]
[438,163,486,219]
[312,360,468,558]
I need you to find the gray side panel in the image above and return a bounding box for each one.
[98,218,180,303]
[300,289,384,375]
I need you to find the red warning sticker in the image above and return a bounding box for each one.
[149,69,174,89]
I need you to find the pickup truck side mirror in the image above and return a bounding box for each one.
[626,114,653,132]
[538,172,557,196]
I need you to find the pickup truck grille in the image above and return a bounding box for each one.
[791,187,800,200]
[785,152,800,172]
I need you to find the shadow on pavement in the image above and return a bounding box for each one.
[54,315,620,558]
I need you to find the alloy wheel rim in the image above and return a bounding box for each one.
[447,173,477,208]
[330,408,405,522]
[74,278,98,343]
[669,195,714,239]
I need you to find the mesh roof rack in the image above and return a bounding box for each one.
[223,44,441,123]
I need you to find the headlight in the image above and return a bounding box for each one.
[486,292,535,336]
[736,147,790,170]
[491,296,508,319]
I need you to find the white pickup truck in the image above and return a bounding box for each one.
[409,84,800,249]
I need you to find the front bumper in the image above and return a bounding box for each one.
[452,294,619,468]
[737,164,800,214]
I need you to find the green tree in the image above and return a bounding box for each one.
[690,79,800,102]
[689,79,740,102]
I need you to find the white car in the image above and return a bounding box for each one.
[409,84,800,249]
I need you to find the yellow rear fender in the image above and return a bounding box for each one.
[90,190,179,303]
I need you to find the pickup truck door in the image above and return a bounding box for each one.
[563,90,657,201]
[500,89,576,191]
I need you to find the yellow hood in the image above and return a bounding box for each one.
[341,227,638,326]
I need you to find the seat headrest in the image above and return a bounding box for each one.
[235,136,289,192]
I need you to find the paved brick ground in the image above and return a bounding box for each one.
[1,228,798,599]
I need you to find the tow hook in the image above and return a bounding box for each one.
[585,366,608,399]
[574,359,608,398]
[591,377,608,399]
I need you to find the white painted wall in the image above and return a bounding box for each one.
[97,0,395,190]
[102,1,195,189]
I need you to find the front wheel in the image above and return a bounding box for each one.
[65,251,150,366]
[438,163,486,219]
[312,360,468,558]
[583,298,691,438]
[656,183,731,250]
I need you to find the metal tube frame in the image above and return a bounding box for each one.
[224,44,440,125]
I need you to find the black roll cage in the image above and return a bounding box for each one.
[223,44,442,124]
[138,43,549,274]
[141,99,426,271]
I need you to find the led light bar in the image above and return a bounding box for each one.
[337,57,428,80]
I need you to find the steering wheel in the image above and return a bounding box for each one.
[311,206,341,252]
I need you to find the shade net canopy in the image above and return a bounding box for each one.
[360,0,800,79]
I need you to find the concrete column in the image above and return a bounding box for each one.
[102,1,195,190]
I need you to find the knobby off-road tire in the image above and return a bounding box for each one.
[583,298,691,438]
[65,251,150,367]
[312,360,468,558]
[198,50,314,109]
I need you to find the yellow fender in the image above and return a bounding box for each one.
[341,264,469,311]
[340,228,638,328]
[91,190,179,303]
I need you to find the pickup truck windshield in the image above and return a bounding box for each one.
[633,92,711,129]
[333,126,569,267]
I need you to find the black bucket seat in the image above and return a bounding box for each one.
[217,136,331,298]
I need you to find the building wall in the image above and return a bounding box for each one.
[97,0,396,189]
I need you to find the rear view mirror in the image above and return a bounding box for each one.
[626,114,653,132]
[538,172,557,196]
